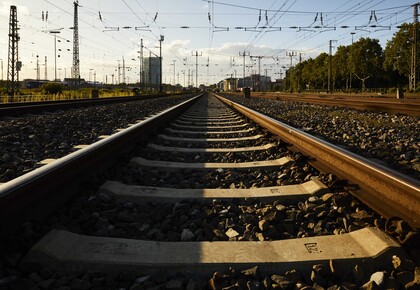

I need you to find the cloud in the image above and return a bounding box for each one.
[0,1,29,16]
[201,42,279,64]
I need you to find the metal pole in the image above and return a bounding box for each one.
[328,41,332,93]
[239,51,249,88]
[122,57,125,84]
[173,60,176,85]
[159,35,164,92]
[350,32,355,91]
[139,39,143,85]
[36,55,40,80]
[117,61,120,84]
[286,51,297,91]
[192,51,202,89]
[328,40,336,93]
[45,56,47,80]
[195,52,198,88]
[49,31,61,81]
[410,3,418,90]
[54,34,57,80]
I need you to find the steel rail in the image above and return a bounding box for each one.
[215,93,420,229]
[0,94,201,236]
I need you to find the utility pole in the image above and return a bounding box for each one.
[250,55,264,91]
[182,70,185,87]
[36,55,40,80]
[298,52,303,92]
[72,1,80,82]
[117,60,121,84]
[139,39,143,85]
[122,57,125,84]
[172,60,176,85]
[206,57,210,86]
[328,40,337,93]
[149,51,152,87]
[239,50,250,88]
[272,56,283,81]
[7,5,20,98]
[159,35,164,92]
[44,56,47,80]
[286,51,297,69]
[410,3,418,91]
[350,32,355,91]
[50,31,60,81]
[286,51,297,92]
[192,51,202,89]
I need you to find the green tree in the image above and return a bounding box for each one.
[349,37,383,91]
[42,82,64,94]
[383,22,415,86]
[313,53,329,90]
[301,58,314,90]
[333,45,350,90]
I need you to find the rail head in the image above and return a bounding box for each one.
[214,93,420,229]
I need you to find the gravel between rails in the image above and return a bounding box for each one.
[0,95,193,182]
[222,94,420,180]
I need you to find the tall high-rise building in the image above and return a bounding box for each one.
[143,57,161,85]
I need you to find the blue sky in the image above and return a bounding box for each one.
[0,0,416,86]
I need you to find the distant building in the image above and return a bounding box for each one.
[249,74,271,91]
[223,78,237,91]
[22,79,48,89]
[63,78,86,88]
[237,77,252,89]
[143,57,161,85]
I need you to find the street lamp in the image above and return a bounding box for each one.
[50,30,61,81]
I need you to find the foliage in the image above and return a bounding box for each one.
[349,37,383,90]
[383,22,415,85]
[42,82,64,94]
[333,45,351,90]
[282,24,415,92]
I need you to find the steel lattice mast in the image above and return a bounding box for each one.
[7,5,20,98]
[72,1,80,80]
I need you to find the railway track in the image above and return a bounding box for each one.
[0,93,419,289]
[0,93,174,117]
[248,93,420,117]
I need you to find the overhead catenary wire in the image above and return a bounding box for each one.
[6,0,417,83]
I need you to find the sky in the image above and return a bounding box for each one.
[0,0,417,86]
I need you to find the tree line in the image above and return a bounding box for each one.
[283,23,419,93]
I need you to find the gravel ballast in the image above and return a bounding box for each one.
[0,95,193,182]
[222,94,420,180]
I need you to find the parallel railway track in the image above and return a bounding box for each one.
[248,93,420,117]
[0,93,418,289]
[0,94,173,117]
